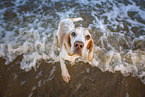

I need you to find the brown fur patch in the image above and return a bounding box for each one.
[66,32,71,48]
[87,39,93,51]
[87,39,93,61]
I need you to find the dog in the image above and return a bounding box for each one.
[57,17,93,83]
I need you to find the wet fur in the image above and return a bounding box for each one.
[57,17,93,83]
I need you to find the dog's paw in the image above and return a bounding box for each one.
[62,69,70,83]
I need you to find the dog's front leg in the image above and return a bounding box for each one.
[60,57,70,83]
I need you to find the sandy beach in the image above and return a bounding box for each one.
[0,56,145,97]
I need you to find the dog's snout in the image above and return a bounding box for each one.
[74,41,84,49]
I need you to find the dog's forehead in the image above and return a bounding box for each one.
[75,27,89,35]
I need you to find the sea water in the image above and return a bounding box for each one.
[0,0,145,84]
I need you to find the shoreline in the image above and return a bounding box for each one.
[0,56,145,97]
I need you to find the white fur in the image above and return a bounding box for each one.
[57,17,93,83]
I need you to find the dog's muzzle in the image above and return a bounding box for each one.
[74,41,84,55]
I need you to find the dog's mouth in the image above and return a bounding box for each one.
[73,49,82,56]
[68,50,82,56]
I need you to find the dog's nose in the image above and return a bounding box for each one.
[74,41,84,49]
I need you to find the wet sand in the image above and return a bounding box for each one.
[0,56,145,97]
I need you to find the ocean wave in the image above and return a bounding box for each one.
[0,0,145,83]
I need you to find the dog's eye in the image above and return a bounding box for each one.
[86,35,90,40]
[71,32,76,36]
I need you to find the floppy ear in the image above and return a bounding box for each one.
[87,39,93,61]
[65,32,71,48]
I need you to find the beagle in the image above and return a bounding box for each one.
[57,17,93,83]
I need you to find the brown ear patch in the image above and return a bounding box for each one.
[87,39,93,61]
[87,39,93,51]
[67,33,71,47]
[65,32,71,48]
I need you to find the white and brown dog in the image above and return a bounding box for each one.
[57,17,93,83]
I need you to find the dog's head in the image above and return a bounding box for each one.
[65,27,93,61]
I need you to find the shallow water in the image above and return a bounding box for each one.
[0,56,145,97]
[0,0,145,92]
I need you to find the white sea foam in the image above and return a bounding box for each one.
[0,0,145,83]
